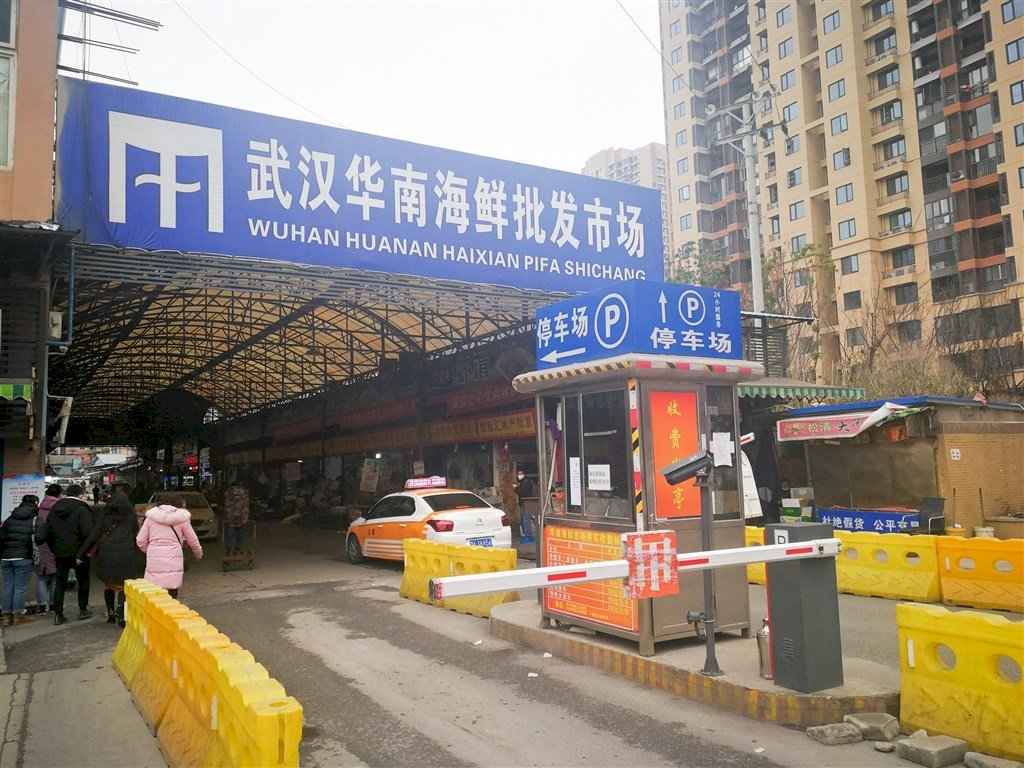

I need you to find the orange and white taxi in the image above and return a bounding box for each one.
[345,477,512,563]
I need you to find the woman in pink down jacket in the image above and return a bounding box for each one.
[136,491,203,598]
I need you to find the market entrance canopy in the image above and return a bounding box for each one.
[55,78,663,293]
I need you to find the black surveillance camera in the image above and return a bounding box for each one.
[659,451,713,486]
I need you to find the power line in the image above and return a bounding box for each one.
[614,0,698,96]
[170,0,346,129]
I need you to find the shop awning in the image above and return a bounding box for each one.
[777,401,929,442]
[0,381,32,401]
[739,377,865,401]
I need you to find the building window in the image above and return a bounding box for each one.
[1019,166,1024,188]
[1005,0,1024,22]
[1007,38,1024,64]
[1015,124,1024,146]
[843,290,862,311]
[878,100,903,124]
[886,173,909,195]
[882,136,906,159]
[925,197,952,228]
[794,268,808,286]
[680,214,692,230]
[789,201,805,220]
[838,218,856,240]
[890,246,915,268]
[894,283,919,305]
[833,148,851,169]
[779,37,794,58]
[873,0,895,19]
[777,5,792,27]
[668,0,680,6]
[677,157,689,174]
[770,215,781,234]
[897,320,922,342]
[0,53,10,168]
[791,234,807,251]
[831,114,849,135]
[846,327,866,347]
[674,102,686,120]
[0,0,13,45]
[785,135,801,155]
[671,47,682,65]
[828,79,846,101]
[669,20,681,38]
[888,209,912,230]
[768,184,778,204]
[874,31,897,55]
[675,129,688,147]
[877,66,901,89]
[823,10,841,33]
[782,102,798,122]
[680,185,691,202]
[780,70,796,91]
[673,75,685,92]
[1011,81,1024,104]
[787,167,803,188]
[840,254,859,274]
[836,183,854,204]
[826,45,843,68]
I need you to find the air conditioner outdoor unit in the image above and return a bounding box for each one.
[951,170,966,181]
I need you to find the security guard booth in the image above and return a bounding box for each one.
[512,281,764,656]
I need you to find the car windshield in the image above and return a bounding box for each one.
[423,492,490,512]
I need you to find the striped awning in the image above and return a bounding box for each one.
[0,382,33,401]
[739,381,866,400]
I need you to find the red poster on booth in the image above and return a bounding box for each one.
[648,391,701,519]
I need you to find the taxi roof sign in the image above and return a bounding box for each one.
[405,476,447,490]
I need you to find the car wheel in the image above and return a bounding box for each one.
[346,535,364,564]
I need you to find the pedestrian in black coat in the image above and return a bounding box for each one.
[78,491,140,626]
[1,496,39,626]
[36,484,94,623]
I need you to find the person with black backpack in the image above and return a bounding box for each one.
[1,495,40,626]
[36,483,94,624]
[77,491,140,626]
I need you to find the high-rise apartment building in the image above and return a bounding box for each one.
[582,142,672,260]
[660,0,1023,394]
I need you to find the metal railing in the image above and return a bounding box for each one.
[930,251,955,271]
[910,26,937,43]
[877,189,911,206]
[871,117,903,135]
[960,39,986,58]
[863,11,895,31]
[913,63,940,79]
[972,198,1005,218]
[972,157,999,178]
[917,99,944,120]
[923,174,950,194]
[919,135,948,156]
[880,224,912,238]
[978,239,1006,258]
[866,47,898,67]
[927,215,954,231]
[874,155,906,171]
[869,80,902,100]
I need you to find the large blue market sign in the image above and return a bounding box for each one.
[55,78,663,292]
[534,280,742,369]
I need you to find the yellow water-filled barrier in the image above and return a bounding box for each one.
[115,580,302,768]
[744,526,766,585]
[399,539,451,606]
[898,603,1023,761]
[401,540,520,618]
[834,532,942,602]
[936,537,1024,612]
[445,545,520,618]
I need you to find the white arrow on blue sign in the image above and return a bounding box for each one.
[534,280,743,370]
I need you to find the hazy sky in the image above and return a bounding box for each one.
[60,0,666,174]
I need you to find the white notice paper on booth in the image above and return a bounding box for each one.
[711,432,735,467]
[587,464,611,491]
[569,457,582,507]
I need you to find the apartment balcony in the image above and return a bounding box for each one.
[971,198,1005,218]
[754,12,767,28]
[913,61,941,80]
[927,215,954,232]
[874,154,907,172]
[917,98,944,120]
[764,168,777,180]
[929,250,956,272]
[877,189,911,207]
[880,224,913,238]
[923,174,950,194]
[971,157,999,179]
[765,201,779,212]
[919,135,948,157]
[959,39,986,58]
[955,0,983,24]
[866,48,899,69]
[868,81,903,101]
[871,118,903,136]
[978,239,1006,258]
[881,263,918,286]
[910,25,938,45]
[863,11,895,32]
[768,232,781,244]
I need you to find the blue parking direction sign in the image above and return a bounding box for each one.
[534,281,742,369]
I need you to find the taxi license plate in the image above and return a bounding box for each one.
[468,537,493,547]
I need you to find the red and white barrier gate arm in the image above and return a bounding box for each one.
[428,537,841,601]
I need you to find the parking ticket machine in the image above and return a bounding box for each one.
[512,281,765,656]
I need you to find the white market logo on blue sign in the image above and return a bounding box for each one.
[535,281,742,369]
[55,78,663,293]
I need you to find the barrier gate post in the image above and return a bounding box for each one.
[765,522,844,693]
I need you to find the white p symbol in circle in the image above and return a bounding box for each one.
[678,290,706,327]
[596,293,630,350]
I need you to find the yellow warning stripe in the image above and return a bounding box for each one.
[517,360,631,384]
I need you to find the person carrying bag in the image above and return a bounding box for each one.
[137,491,202,600]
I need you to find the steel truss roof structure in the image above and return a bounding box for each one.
[50,247,565,419]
